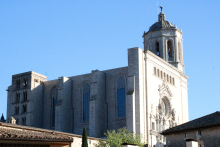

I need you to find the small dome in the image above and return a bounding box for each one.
[144,11,176,34]
[149,20,175,32]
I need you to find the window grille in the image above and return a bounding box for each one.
[117,76,126,117]
[83,83,90,122]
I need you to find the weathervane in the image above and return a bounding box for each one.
[160,6,163,12]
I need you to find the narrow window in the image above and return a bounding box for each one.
[164,73,166,80]
[23,92,25,101]
[170,76,172,83]
[167,40,172,59]
[15,106,19,114]
[152,122,155,130]
[83,83,90,122]
[18,93,20,102]
[154,67,156,75]
[117,76,126,117]
[23,91,27,101]
[23,105,27,113]
[172,78,175,85]
[167,75,169,82]
[16,94,18,103]
[22,117,26,125]
[156,41,160,56]
[16,93,20,103]
[51,86,58,128]
[88,140,91,144]
[157,69,160,77]
[184,133,187,138]
[160,71,163,79]
[17,80,20,89]
[23,78,28,87]
[198,131,201,136]
[16,80,18,88]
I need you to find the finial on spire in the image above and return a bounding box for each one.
[160,6,163,12]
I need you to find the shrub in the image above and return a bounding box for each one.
[94,128,144,147]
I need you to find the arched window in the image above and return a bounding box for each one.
[167,40,172,59]
[51,86,58,128]
[161,100,166,116]
[23,104,27,113]
[117,76,126,117]
[156,41,160,56]
[83,83,90,122]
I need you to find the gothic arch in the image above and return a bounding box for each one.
[155,41,160,56]
[166,39,174,60]
[82,81,91,122]
[115,74,126,118]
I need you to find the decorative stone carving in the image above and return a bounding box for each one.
[172,109,176,121]
[158,78,173,100]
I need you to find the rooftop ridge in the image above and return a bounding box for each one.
[0,122,105,140]
[162,111,220,135]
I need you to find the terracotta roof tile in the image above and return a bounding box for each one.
[162,111,220,135]
[0,123,73,141]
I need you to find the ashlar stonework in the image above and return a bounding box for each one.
[7,10,188,147]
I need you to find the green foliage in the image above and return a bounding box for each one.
[82,127,88,147]
[94,128,144,147]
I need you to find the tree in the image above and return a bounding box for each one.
[94,128,144,147]
[82,127,88,147]
[0,113,5,123]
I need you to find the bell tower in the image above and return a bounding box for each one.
[143,7,184,72]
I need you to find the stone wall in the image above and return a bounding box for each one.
[165,126,220,147]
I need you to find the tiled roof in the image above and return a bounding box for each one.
[0,122,73,141]
[162,111,220,135]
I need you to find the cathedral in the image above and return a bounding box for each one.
[7,9,188,146]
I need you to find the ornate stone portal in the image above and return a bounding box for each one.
[150,78,177,144]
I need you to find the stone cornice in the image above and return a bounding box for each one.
[143,28,183,37]
[143,35,183,43]
[12,71,47,79]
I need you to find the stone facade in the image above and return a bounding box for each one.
[164,127,220,147]
[6,10,189,147]
[162,111,220,147]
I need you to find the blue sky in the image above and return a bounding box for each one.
[0,1,220,121]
